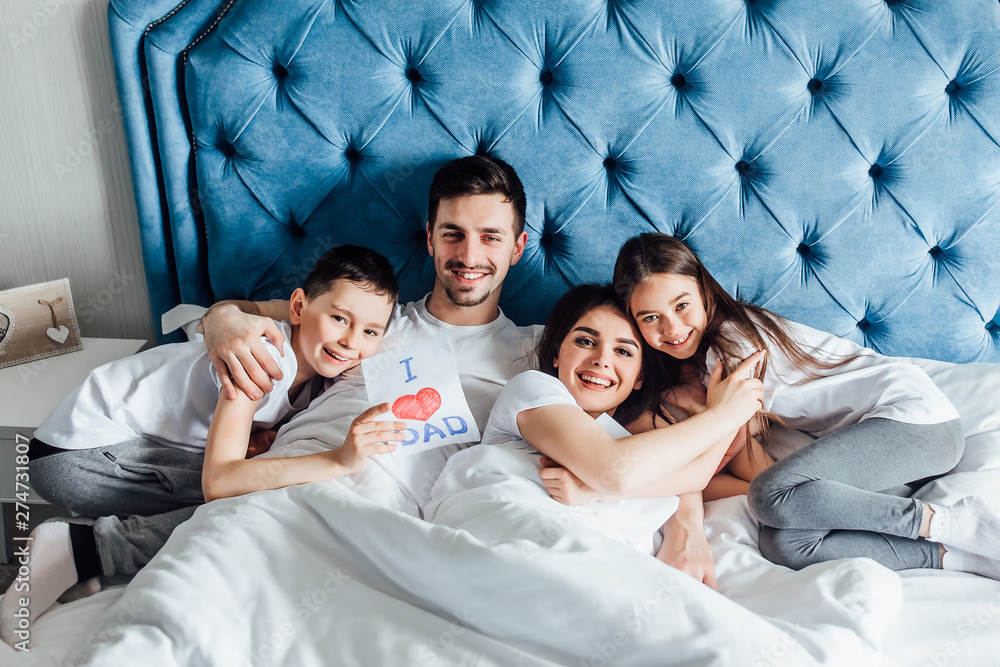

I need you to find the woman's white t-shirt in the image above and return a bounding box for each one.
[704,318,960,438]
[482,370,680,553]
[34,321,315,454]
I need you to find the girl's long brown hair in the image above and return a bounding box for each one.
[612,233,863,441]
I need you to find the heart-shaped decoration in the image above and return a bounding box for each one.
[392,387,442,421]
[47,325,70,344]
[0,307,12,353]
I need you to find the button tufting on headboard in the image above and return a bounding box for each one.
[109,0,1000,361]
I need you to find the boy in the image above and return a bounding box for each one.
[1,245,403,643]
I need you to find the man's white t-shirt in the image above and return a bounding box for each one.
[264,295,543,509]
[704,317,960,438]
[480,370,679,553]
[34,322,310,454]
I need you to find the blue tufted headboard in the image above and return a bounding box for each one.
[109,0,1000,361]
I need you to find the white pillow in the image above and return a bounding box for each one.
[906,359,1000,508]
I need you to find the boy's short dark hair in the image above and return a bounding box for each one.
[302,245,399,303]
[427,155,526,236]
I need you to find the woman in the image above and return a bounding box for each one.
[425,284,764,556]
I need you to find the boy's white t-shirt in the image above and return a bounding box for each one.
[34,321,312,454]
[482,370,679,553]
[704,317,960,438]
[263,296,543,507]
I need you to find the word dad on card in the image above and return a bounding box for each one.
[361,334,480,457]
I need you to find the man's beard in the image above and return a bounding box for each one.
[440,262,497,308]
[441,279,496,308]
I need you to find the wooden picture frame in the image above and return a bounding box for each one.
[0,278,83,369]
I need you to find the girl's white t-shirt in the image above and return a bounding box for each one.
[34,321,314,454]
[704,317,960,438]
[482,370,679,553]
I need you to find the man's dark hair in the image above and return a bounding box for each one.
[302,244,399,303]
[427,155,526,236]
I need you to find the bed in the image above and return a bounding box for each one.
[6,0,1000,664]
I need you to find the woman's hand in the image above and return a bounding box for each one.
[657,494,717,590]
[204,303,287,400]
[539,456,608,504]
[705,350,765,423]
[330,403,406,474]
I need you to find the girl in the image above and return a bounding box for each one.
[611,232,1000,578]
[426,284,764,557]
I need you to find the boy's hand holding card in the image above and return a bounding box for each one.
[361,334,480,457]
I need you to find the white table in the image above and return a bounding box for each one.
[0,338,147,561]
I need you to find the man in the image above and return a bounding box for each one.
[202,155,717,586]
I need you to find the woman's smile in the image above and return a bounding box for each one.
[554,305,643,417]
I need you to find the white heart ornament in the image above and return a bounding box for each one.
[47,325,69,344]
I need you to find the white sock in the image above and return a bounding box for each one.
[0,522,79,647]
[941,545,1000,580]
[928,496,1000,559]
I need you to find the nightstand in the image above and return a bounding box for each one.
[0,338,147,562]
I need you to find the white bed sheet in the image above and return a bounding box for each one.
[3,358,998,666]
[7,507,1000,667]
[8,495,998,667]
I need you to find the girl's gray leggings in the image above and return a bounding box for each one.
[748,417,964,571]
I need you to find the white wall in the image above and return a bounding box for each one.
[0,0,154,342]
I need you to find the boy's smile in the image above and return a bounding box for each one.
[290,281,395,384]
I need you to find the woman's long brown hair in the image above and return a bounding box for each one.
[612,233,863,442]
[535,284,670,429]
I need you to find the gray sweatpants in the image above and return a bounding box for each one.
[29,438,203,576]
[748,417,964,571]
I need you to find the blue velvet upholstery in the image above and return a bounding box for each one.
[109,0,1000,361]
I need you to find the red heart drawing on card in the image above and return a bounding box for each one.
[392,387,442,421]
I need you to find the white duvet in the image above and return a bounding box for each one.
[60,477,898,666]
[9,360,1000,667]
